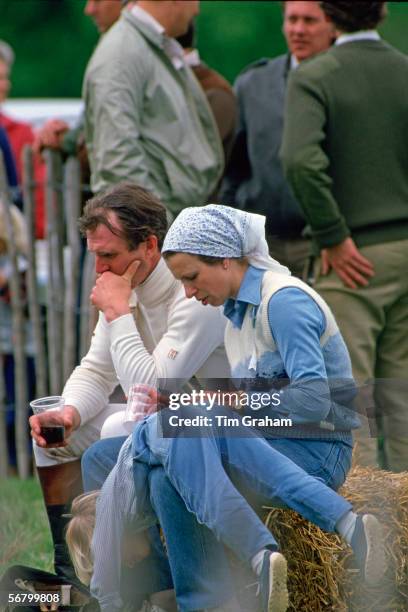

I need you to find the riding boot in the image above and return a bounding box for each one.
[37,460,83,583]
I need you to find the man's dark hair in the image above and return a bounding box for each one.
[78,182,168,250]
[320,1,387,32]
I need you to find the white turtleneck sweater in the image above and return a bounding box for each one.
[63,258,230,425]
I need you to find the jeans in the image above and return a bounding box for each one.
[83,413,353,609]
[82,437,235,611]
[133,407,353,564]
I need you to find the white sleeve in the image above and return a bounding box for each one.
[109,291,227,393]
[62,313,119,425]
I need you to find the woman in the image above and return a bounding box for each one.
[84,206,385,612]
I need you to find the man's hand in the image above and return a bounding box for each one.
[32,119,69,154]
[29,405,81,448]
[90,260,140,322]
[320,238,375,289]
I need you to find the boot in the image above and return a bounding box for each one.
[37,460,83,583]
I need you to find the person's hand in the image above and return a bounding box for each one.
[29,405,81,448]
[126,383,163,422]
[90,260,140,322]
[320,238,375,289]
[32,119,69,154]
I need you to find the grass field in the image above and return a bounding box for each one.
[0,478,53,574]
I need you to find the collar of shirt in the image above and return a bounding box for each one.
[223,265,265,329]
[130,4,185,70]
[184,48,201,68]
[290,54,300,70]
[335,30,381,46]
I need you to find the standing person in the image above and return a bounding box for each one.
[83,0,223,214]
[28,183,230,590]
[281,0,408,471]
[221,1,336,278]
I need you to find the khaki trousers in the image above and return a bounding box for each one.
[313,239,408,472]
[266,235,311,280]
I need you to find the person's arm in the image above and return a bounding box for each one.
[281,70,374,288]
[109,290,227,394]
[61,313,121,425]
[267,288,332,425]
[281,69,349,249]
[84,56,158,195]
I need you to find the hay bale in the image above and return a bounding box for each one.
[263,467,408,611]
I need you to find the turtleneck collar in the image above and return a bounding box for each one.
[132,257,179,308]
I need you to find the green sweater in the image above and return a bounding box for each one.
[281,40,408,251]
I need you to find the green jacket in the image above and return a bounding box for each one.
[281,40,408,251]
[83,12,223,214]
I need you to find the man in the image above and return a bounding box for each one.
[29,183,230,597]
[221,1,335,278]
[282,1,408,471]
[83,0,223,215]
[34,0,124,155]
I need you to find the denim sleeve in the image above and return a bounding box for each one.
[267,288,332,425]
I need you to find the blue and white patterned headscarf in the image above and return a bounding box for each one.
[162,205,291,275]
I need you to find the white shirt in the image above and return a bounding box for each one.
[130,4,185,70]
[336,30,381,46]
[63,258,230,425]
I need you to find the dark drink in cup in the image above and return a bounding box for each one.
[40,426,65,444]
[30,396,65,446]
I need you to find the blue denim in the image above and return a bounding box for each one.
[132,407,353,564]
[82,437,234,611]
[82,414,353,610]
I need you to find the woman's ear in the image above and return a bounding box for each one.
[222,259,229,270]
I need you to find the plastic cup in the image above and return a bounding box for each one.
[30,396,65,444]
[125,384,155,427]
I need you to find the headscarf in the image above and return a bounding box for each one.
[162,204,291,275]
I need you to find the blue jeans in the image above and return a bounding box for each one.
[83,414,352,609]
[132,408,353,563]
[82,437,235,611]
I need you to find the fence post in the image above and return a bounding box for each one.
[0,152,30,479]
[79,250,96,359]
[22,145,48,398]
[44,149,65,395]
[0,351,8,478]
[63,156,82,380]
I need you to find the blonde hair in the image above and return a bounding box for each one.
[65,491,99,585]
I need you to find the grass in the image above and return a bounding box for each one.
[0,478,53,574]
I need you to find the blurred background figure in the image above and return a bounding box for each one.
[33,0,124,167]
[221,1,336,278]
[176,20,237,180]
[83,0,223,214]
[282,0,408,472]
[0,200,35,475]
[0,40,45,234]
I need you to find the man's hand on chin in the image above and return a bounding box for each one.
[90,260,141,322]
[320,238,375,289]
